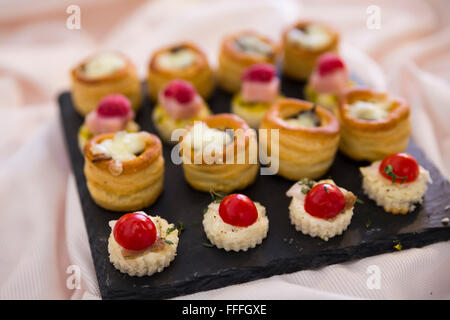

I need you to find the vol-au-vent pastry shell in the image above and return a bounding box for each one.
[338,88,411,161]
[360,160,431,215]
[71,52,142,115]
[180,114,259,193]
[217,31,279,93]
[147,42,214,100]
[282,21,339,80]
[260,98,340,180]
[203,201,269,252]
[84,132,164,211]
[108,215,179,277]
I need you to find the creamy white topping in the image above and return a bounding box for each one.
[91,131,145,162]
[183,122,232,154]
[83,53,125,78]
[285,112,319,128]
[288,24,331,49]
[235,36,272,56]
[157,48,196,69]
[349,100,392,121]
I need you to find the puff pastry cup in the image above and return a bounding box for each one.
[71,52,142,116]
[282,21,339,81]
[180,114,259,193]
[338,88,411,161]
[147,42,214,101]
[84,131,164,212]
[217,31,279,93]
[260,98,340,180]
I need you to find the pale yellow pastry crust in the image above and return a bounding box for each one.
[203,201,269,252]
[288,179,355,241]
[282,21,339,80]
[71,52,142,116]
[108,215,178,276]
[338,88,411,161]
[147,42,214,101]
[260,98,340,180]
[180,113,259,193]
[217,31,279,93]
[84,132,164,212]
[360,161,430,215]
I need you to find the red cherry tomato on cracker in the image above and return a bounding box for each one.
[219,194,258,227]
[304,183,346,219]
[379,153,419,183]
[113,212,157,250]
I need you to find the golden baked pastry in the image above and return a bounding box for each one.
[217,31,279,93]
[180,114,259,193]
[282,21,339,81]
[147,42,214,101]
[71,52,141,116]
[84,131,164,212]
[260,98,340,180]
[338,88,411,161]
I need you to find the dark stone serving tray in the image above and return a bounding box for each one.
[58,76,450,300]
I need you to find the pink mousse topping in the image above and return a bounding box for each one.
[310,53,348,94]
[159,79,202,121]
[85,94,134,135]
[241,64,279,103]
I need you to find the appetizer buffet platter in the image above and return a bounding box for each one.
[59,21,450,299]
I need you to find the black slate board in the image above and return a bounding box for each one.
[58,76,450,300]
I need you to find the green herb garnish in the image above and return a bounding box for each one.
[324,185,330,194]
[202,242,214,248]
[384,164,407,184]
[365,219,372,229]
[299,178,314,189]
[166,226,177,236]
[163,239,174,245]
[301,187,310,195]
[356,198,365,204]
[209,190,227,203]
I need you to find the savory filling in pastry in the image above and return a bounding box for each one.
[71,52,142,116]
[203,194,269,252]
[234,35,274,58]
[286,179,356,241]
[155,45,197,70]
[218,31,278,93]
[108,211,179,276]
[282,21,339,81]
[83,52,126,78]
[231,64,281,128]
[78,94,139,151]
[148,42,214,100]
[349,100,393,121]
[84,131,164,211]
[152,79,211,143]
[284,105,321,128]
[360,153,431,215]
[287,24,332,50]
[180,113,259,193]
[260,98,340,180]
[338,88,411,161]
[304,53,352,115]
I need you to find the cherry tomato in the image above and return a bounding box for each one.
[379,153,419,183]
[219,194,258,227]
[304,183,346,219]
[113,212,157,250]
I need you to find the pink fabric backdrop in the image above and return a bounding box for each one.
[0,0,449,299]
